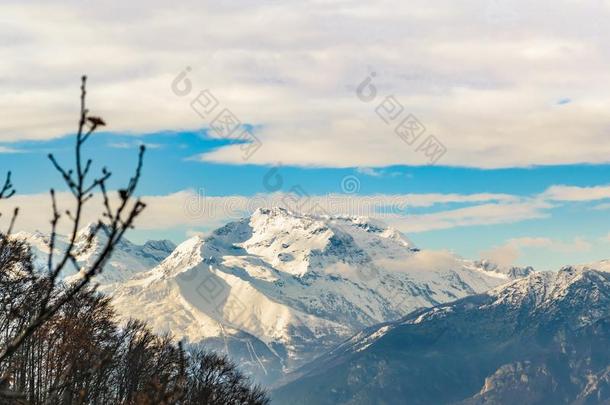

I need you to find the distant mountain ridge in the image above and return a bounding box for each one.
[14,224,176,285]
[272,265,610,404]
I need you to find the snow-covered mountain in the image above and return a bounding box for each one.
[273,265,610,404]
[15,223,176,285]
[107,208,528,383]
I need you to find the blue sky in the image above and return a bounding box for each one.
[6,130,610,197]
[1,0,610,271]
[2,129,610,271]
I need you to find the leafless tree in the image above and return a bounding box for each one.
[185,350,269,405]
[0,76,269,405]
[0,75,146,390]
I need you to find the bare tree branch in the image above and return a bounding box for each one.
[0,172,15,200]
[0,172,19,260]
[0,75,147,365]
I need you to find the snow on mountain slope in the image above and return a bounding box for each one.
[273,265,610,404]
[109,208,526,381]
[328,264,610,360]
[14,223,176,285]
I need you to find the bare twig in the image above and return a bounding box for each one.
[0,172,15,200]
[0,171,18,250]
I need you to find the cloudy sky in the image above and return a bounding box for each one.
[1,0,610,270]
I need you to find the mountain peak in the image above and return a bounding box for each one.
[17,226,174,286]
[74,221,115,246]
[251,206,414,246]
[253,206,296,218]
[252,206,395,230]
[109,210,518,382]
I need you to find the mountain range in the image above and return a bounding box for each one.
[272,265,610,404]
[15,224,176,285]
[17,208,530,385]
[20,208,607,404]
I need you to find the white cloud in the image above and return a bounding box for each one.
[390,192,519,208]
[1,1,610,167]
[542,185,610,202]
[0,189,547,236]
[480,236,592,267]
[391,200,552,233]
[108,141,161,149]
[0,146,21,153]
[355,167,384,177]
[376,250,462,274]
[8,178,610,238]
[593,202,610,210]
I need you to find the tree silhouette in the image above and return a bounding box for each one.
[0,77,269,403]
